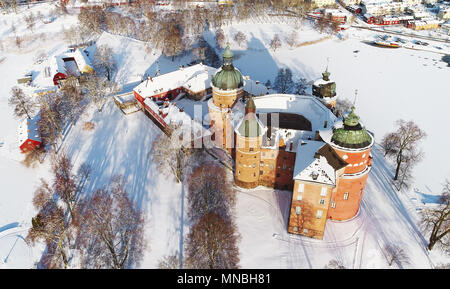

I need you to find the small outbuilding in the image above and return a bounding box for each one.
[18,114,42,153]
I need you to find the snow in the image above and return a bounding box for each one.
[293,140,336,186]
[0,5,449,268]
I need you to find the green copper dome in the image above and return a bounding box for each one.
[331,107,372,149]
[212,44,244,90]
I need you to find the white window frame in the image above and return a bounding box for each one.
[295,206,301,215]
[344,192,349,200]
[319,199,325,205]
[296,194,302,201]
[320,187,327,196]
[298,183,304,193]
[316,210,323,219]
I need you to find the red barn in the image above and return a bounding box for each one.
[18,114,42,153]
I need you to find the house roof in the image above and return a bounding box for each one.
[18,113,41,145]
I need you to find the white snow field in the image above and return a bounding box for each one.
[0,6,449,268]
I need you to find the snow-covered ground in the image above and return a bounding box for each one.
[0,6,449,268]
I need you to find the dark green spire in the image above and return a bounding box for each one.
[331,107,372,149]
[322,66,330,81]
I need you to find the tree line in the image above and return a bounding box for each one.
[150,125,240,269]
[27,153,145,269]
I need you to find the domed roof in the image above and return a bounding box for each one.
[212,44,244,90]
[331,107,372,149]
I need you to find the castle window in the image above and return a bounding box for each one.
[298,183,304,193]
[297,194,302,201]
[260,170,263,175]
[344,192,349,200]
[319,199,325,205]
[260,162,264,167]
[295,206,301,215]
[320,187,327,196]
[270,164,274,169]
[303,228,309,234]
[252,163,256,168]
[331,201,336,208]
[316,210,323,219]
[282,164,286,170]
[293,226,298,232]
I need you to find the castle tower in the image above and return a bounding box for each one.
[234,96,265,189]
[208,44,245,150]
[328,107,374,221]
[312,67,337,112]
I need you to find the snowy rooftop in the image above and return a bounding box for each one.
[134,63,217,98]
[249,94,337,132]
[293,140,336,186]
[49,48,92,77]
[18,114,41,145]
[243,77,270,96]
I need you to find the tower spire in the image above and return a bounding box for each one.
[245,94,256,115]
[222,43,234,69]
[322,58,330,81]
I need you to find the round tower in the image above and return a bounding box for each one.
[208,44,245,149]
[327,107,374,221]
[312,67,337,112]
[234,96,265,189]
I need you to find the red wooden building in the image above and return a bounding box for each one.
[18,114,42,153]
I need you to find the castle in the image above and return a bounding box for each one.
[207,45,374,239]
[133,45,374,240]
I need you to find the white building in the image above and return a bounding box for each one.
[313,0,337,8]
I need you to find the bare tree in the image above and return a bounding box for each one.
[294,78,308,95]
[27,154,82,269]
[420,180,450,251]
[186,162,235,224]
[383,244,410,267]
[149,125,196,183]
[185,213,240,269]
[270,34,282,51]
[27,181,74,269]
[8,87,35,119]
[60,76,84,125]
[324,259,346,269]
[83,75,117,112]
[157,253,180,269]
[37,93,64,153]
[285,30,298,48]
[274,68,294,94]
[394,148,423,191]
[215,28,226,49]
[24,12,36,32]
[381,132,398,157]
[76,176,146,269]
[15,36,22,49]
[382,120,426,181]
[22,146,45,168]
[234,31,246,48]
[94,44,116,81]
[51,153,79,218]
